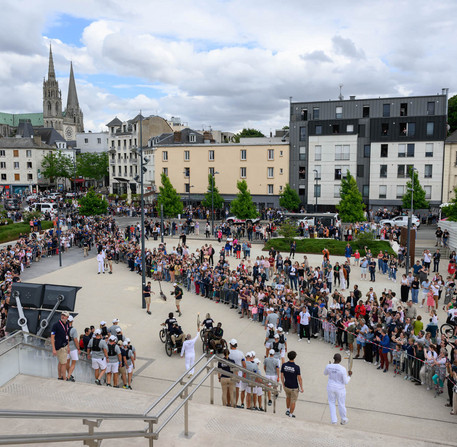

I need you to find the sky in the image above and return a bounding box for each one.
[0,0,456,134]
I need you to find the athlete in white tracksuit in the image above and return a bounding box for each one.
[97,251,105,274]
[181,330,200,375]
[324,353,351,425]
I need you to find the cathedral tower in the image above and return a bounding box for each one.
[62,62,84,140]
[42,45,63,131]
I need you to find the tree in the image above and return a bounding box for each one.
[76,152,108,184]
[448,94,457,134]
[231,128,265,143]
[78,188,108,216]
[279,183,300,211]
[157,173,183,217]
[230,180,258,219]
[402,168,429,210]
[442,187,457,221]
[202,174,224,210]
[41,151,74,184]
[278,220,297,244]
[336,170,365,222]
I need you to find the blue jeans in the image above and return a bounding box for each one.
[411,288,419,303]
[382,261,387,274]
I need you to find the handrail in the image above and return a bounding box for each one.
[0,410,157,422]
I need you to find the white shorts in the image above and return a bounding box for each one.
[255,386,263,396]
[91,358,107,370]
[67,349,79,361]
[240,381,248,392]
[280,349,286,358]
[266,374,277,385]
[265,342,272,349]
[106,362,119,374]
[236,370,243,388]
[127,364,133,374]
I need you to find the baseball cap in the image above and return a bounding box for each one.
[115,327,122,333]
[112,318,119,323]
[251,351,255,357]
[68,315,74,322]
[100,321,106,326]
[246,352,252,358]
[277,327,283,332]
[109,335,116,341]
[94,329,102,335]
[117,340,123,346]
[229,339,237,346]
[126,338,131,343]
[268,323,273,328]
[122,341,128,346]
[254,358,260,365]
[61,311,70,317]
[173,283,177,286]
[274,334,279,338]
[269,349,275,355]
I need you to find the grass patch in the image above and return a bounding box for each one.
[0,221,54,244]
[264,237,395,257]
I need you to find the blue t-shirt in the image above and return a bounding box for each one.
[281,361,300,389]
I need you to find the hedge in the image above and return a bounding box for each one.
[0,221,54,244]
[263,238,395,257]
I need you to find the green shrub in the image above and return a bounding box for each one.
[0,221,53,243]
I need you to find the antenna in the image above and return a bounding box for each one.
[338,84,344,101]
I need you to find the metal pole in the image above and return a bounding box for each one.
[210,363,214,405]
[405,169,414,274]
[211,174,214,237]
[183,387,189,437]
[160,204,164,243]
[57,215,62,267]
[139,114,146,309]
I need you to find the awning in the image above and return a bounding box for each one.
[113,177,130,183]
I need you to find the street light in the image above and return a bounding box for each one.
[210,171,220,236]
[405,167,418,273]
[313,169,319,213]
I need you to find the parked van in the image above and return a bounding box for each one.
[29,202,58,214]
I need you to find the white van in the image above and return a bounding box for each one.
[29,202,58,214]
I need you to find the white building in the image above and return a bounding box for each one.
[76,132,109,153]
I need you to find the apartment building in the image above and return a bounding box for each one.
[76,132,109,154]
[149,141,290,209]
[442,130,457,203]
[289,92,448,210]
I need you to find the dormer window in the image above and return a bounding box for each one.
[189,134,196,143]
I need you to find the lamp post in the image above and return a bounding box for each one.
[313,169,319,213]
[210,171,220,237]
[405,167,417,274]
[139,114,146,309]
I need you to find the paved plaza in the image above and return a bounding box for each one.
[11,230,456,445]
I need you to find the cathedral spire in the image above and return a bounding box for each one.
[48,45,56,80]
[66,62,80,111]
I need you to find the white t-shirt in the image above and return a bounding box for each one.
[229,349,245,366]
[299,311,310,325]
[324,363,351,390]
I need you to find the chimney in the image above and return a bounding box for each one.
[33,135,42,146]
[174,131,181,143]
[349,95,356,100]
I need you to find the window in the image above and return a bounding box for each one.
[97,138,101,144]
[397,165,405,178]
[184,150,190,161]
[299,127,306,141]
[314,166,321,179]
[313,108,320,119]
[314,184,321,198]
[362,106,370,118]
[124,166,127,175]
[357,165,364,177]
[279,185,283,192]
[14,174,20,181]
[299,167,306,180]
[315,125,322,135]
[14,162,19,169]
[334,168,342,180]
[334,166,349,180]
[267,167,274,178]
[400,103,408,116]
[84,138,89,144]
[381,123,389,136]
[268,149,274,160]
[162,167,168,176]
[279,168,283,175]
[162,151,168,161]
[1,174,6,180]
[0,150,5,157]
[27,162,32,169]
[26,150,32,157]
[118,166,121,175]
[314,145,321,161]
[129,166,133,175]
[13,150,19,157]
[335,106,343,118]
[407,143,415,157]
[408,122,415,136]
[112,166,115,175]
[335,145,350,160]
[425,143,433,157]
[380,165,387,178]
[379,185,387,199]
[383,103,391,117]
[398,144,406,157]
[0,162,5,169]
[426,122,434,136]
[424,165,432,178]
[334,185,341,198]
[280,150,283,157]
[184,167,190,178]
[300,109,308,120]
[240,149,246,161]
[427,101,435,115]
[268,184,274,195]
[362,185,369,197]
[364,144,370,158]
[240,167,246,178]
[424,186,432,199]
[332,124,340,134]
[189,134,196,143]
[381,144,388,157]
[346,124,354,133]
[209,150,215,161]
[396,185,405,199]
[209,167,215,176]
[299,146,306,161]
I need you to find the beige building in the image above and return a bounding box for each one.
[442,130,457,203]
[149,142,290,208]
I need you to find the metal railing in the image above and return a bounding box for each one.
[0,334,281,446]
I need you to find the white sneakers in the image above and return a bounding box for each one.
[341,418,349,425]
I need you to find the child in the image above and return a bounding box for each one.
[323,317,330,343]
[354,250,360,266]
[392,343,402,376]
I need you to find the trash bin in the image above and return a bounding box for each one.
[153,232,158,240]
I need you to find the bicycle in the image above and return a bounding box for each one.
[159,326,168,343]
[440,322,456,339]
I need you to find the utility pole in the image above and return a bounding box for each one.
[140,114,146,309]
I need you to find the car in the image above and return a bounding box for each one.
[225,216,261,225]
[379,215,420,228]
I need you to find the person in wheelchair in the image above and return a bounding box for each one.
[170,322,185,351]
[201,313,215,343]
[208,322,224,353]
[162,312,177,333]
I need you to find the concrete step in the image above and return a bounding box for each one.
[0,375,452,447]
